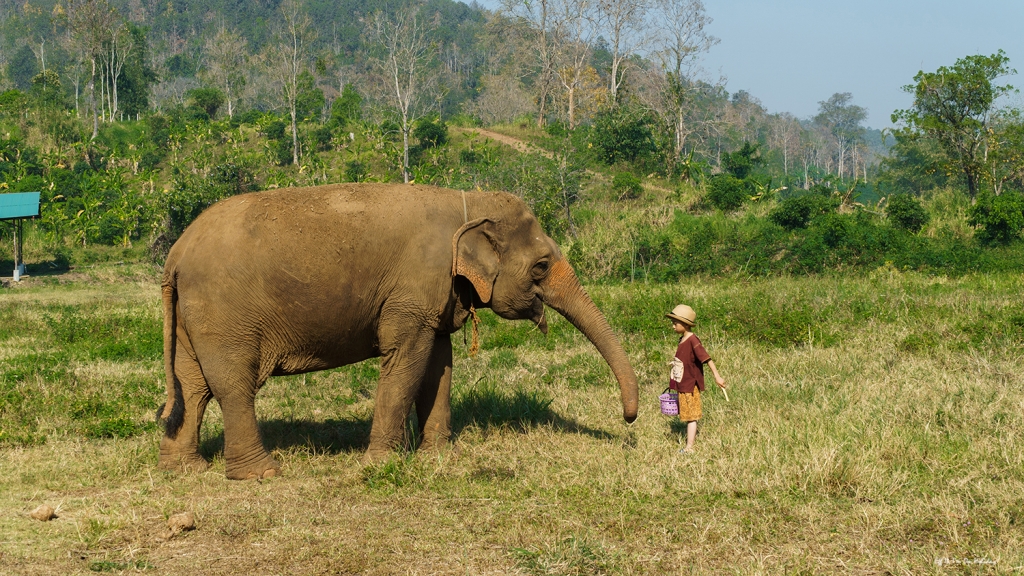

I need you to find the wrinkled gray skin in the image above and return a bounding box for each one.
[158,183,639,480]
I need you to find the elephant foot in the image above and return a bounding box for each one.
[158,451,211,474]
[361,446,398,465]
[225,453,280,481]
[416,437,452,454]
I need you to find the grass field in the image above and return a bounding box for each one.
[0,263,1022,574]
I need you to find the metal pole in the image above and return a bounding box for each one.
[18,219,24,277]
[13,219,23,281]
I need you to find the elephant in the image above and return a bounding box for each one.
[157,183,639,480]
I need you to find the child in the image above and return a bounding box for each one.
[666,304,726,454]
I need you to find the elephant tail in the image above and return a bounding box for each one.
[156,276,185,438]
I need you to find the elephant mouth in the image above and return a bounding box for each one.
[530,295,548,334]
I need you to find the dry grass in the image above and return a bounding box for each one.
[1,266,1022,574]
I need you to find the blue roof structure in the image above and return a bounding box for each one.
[0,192,40,220]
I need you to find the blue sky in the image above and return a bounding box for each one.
[474,0,1023,128]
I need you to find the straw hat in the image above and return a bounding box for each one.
[666,304,696,326]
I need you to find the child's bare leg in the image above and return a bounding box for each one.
[684,421,698,451]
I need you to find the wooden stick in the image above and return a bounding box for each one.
[722,387,730,402]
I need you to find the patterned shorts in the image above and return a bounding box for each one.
[677,388,702,422]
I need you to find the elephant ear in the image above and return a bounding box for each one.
[452,217,499,304]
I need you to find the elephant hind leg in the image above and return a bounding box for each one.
[416,335,453,452]
[158,340,212,473]
[202,360,279,480]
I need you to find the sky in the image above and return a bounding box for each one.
[473,0,1023,129]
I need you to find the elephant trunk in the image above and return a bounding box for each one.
[541,259,639,423]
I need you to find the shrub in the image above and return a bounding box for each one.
[313,125,333,152]
[236,109,264,125]
[413,118,448,148]
[722,142,762,179]
[612,172,643,200]
[968,190,1024,245]
[330,85,362,128]
[545,121,568,137]
[345,160,367,183]
[886,194,929,232]
[769,194,837,230]
[706,174,748,212]
[187,87,225,119]
[262,118,287,141]
[590,107,660,169]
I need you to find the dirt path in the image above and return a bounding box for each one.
[451,126,553,158]
[451,126,676,195]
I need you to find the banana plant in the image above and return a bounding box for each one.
[749,177,787,202]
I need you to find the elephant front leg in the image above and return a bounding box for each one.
[366,326,437,462]
[416,335,453,452]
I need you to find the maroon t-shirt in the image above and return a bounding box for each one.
[669,334,711,394]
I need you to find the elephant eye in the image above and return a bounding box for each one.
[532,260,550,279]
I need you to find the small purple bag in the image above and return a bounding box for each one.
[659,388,679,416]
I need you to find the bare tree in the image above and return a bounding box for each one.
[104,21,133,120]
[67,0,117,139]
[650,0,718,162]
[815,92,866,180]
[202,27,248,119]
[595,0,650,104]
[467,74,534,124]
[267,0,316,165]
[766,112,801,176]
[367,6,435,183]
[550,0,597,128]
[501,0,557,127]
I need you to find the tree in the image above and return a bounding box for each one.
[550,0,598,128]
[596,0,650,104]
[202,27,248,119]
[892,51,1017,199]
[649,0,718,165]
[188,87,225,118]
[814,92,866,180]
[117,23,157,118]
[367,6,435,183]
[766,112,800,176]
[267,0,316,165]
[102,20,134,121]
[67,0,119,138]
[329,84,362,128]
[501,0,556,127]
[985,111,1024,194]
[7,45,40,91]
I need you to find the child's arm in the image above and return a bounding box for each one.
[706,360,726,388]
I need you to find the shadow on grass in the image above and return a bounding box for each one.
[451,383,614,441]
[198,384,612,458]
[199,416,373,459]
[0,257,70,279]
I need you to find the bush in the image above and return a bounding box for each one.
[590,107,660,169]
[187,87,225,119]
[886,194,929,232]
[330,85,362,128]
[612,172,643,200]
[969,190,1024,245]
[313,125,333,152]
[722,142,762,179]
[236,109,264,125]
[413,118,448,148]
[345,160,367,183]
[706,174,748,212]
[769,194,837,230]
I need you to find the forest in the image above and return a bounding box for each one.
[1,0,1023,277]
